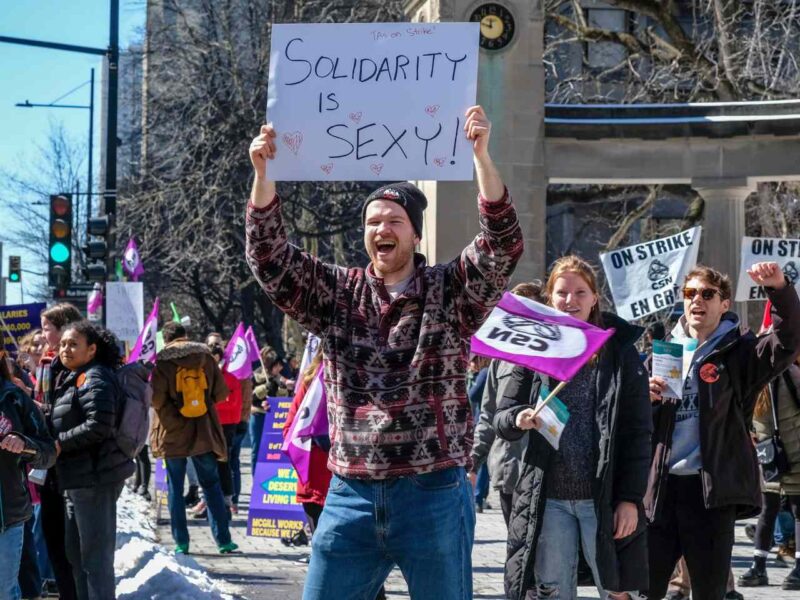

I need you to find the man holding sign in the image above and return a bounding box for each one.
[247,103,522,599]
[646,262,800,600]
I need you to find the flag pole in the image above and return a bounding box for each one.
[531,380,568,419]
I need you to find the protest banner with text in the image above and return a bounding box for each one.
[600,227,702,321]
[247,397,306,538]
[266,22,479,181]
[735,236,800,301]
[0,303,46,354]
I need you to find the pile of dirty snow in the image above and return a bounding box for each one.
[115,487,236,599]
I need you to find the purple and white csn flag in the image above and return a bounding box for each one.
[471,293,615,382]
[128,298,159,365]
[244,325,261,365]
[122,238,145,281]
[223,323,254,380]
[282,365,328,485]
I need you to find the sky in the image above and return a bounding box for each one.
[0,0,145,304]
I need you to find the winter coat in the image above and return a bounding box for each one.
[753,364,800,495]
[470,360,526,494]
[252,367,286,413]
[216,371,244,426]
[645,284,800,521]
[282,379,332,506]
[0,381,55,532]
[150,340,230,460]
[494,313,652,599]
[51,362,135,490]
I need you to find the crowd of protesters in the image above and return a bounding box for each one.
[2,103,800,600]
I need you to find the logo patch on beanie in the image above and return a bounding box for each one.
[381,188,402,201]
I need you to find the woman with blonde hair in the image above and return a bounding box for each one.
[494,255,652,600]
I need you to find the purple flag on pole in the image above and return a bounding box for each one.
[128,298,160,365]
[122,238,145,281]
[87,284,103,321]
[471,292,615,382]
[223,323,253,379]
[282,365,328,484]
[244,325,260,363]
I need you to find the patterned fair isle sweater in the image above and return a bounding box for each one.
[245,190,523,479]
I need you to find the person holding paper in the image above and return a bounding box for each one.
[646,262,800,600]
[494,255,652,600]
[246,105,522,600]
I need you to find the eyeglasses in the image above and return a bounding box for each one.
[682,287,724,301]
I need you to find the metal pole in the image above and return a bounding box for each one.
[88,68,94,216]
[104,0,119,281]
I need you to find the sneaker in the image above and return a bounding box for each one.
[724,591,745,600]
[738,565,768,587]
[218,542,239,554]
[744,523,756,542]
[665,593,689,600]
[193,508,208,520]
[296,554,310,564]
[175,543,190,554]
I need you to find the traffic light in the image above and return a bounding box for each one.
[8,256,21,283]
[84,215,110,282]
[48,194,73,289]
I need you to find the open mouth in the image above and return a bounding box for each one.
[690,308,706,318]
[375,240,397,256]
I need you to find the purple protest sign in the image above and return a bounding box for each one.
[247,397,307,538]
[128,298,159,365]
[223,323,254,380]
[282,366,327,484]
[471,292,615,382]
[122,238,145,281]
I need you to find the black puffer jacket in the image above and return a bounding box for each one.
[0,381,56,532]
[51,362,134,490]
[494,313,652,599]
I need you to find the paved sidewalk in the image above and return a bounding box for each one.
[153,456,800,599]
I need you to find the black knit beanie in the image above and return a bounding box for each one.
[361,182,428,238]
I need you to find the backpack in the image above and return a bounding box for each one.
[114,361,154,459]
[176,366,208,418]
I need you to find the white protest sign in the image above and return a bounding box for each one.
[600,227,702,321]
[105,282,144,344]
[735,237,800,301]
[266,22,479,181]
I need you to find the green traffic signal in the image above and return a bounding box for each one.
[50,242,70,263]
[9,272,20,282]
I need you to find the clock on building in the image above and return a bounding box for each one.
[469,3,516,51]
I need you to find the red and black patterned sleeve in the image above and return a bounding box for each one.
[451,187,524,337]
[245,196,340,336]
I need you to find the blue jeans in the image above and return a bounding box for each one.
[0,523,26,600]
[166,453,231,547]
[32,504,53,581]
[303,467,475,600]
[775,509,795,545]
[230,425,247,505]
[249,412,266,470]
[535,499,607,600]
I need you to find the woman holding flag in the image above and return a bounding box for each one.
[494,256,651,600]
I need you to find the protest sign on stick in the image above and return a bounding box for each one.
[471,293,615,419]
[735,236,800,302]
[600,227,702,321]
[266,22,479,181]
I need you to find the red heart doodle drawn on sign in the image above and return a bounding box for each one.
[282,132,303,156]
[433,157,447,167]
[320,163,334,175]
[425,105,440,117]
[370,163,384,176]
[349,112,363,124]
